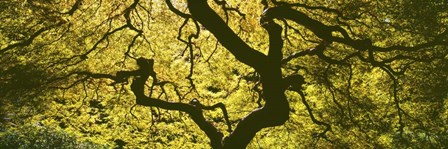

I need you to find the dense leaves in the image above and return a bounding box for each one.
[0,125,104,149]
[1,0,447,148]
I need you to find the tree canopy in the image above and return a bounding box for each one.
[1,0,447,148]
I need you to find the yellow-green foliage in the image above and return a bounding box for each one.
[1,0,447,148]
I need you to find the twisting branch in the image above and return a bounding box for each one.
[168,0,201,90]
[62,0,82,15]
[124,0,143,33]
[189,98,232,132]
[78,24,129,59]
[269,0,344,18]
[185,21,201,90]
[297,90,332,139]
[128,57,224,148]
[260,12,283,63]
[281,40,330,64]
[75,58,234,148]
[166,0,191,18]
[261,6,351,42]
[283,74,332,139]
[213,0,246,22]
[187,1,290,148]
[187,0,268,71]
[263,6,448,55]
[379,66,405,136]
[59,0,148,66]
[282,40,355,66]
[1,22,66,54]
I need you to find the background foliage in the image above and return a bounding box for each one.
[1,0,447,148]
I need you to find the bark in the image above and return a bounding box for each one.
[129,58,224,148]
[187,1,289,148]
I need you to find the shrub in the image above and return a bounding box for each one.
[0,125,104,149]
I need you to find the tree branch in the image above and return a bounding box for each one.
[1,22,65,54]
[166,0,191,18]
[128,58,224,148]
[263,6,448,55]
[297,90,332,139]
[189,98,232,132]
[62,0,82,15]
[220,6,290,148]
[186,0,268,71]
[262,6,351,42]
[260,16,283,63]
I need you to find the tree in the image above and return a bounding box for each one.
[1,0,447,148]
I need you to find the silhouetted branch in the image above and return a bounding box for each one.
[166,0,191,18]
[263,6,448,56]
[261,14,283,63]
[62,0,82,15]
[187,0,268,71]
[189,98,233,132]
[1,22,65,54]
[379,66,405,136]
[297,90,332,139]
[124,0,143,33]
[128,57,224,148]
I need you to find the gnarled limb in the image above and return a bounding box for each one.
[76,58,228,148]
[189,98,232,133]
[261,6,351,42]
[262,6,448,54]
[129,58,224,148]
[186,0,268,71]
[187,1,290,148]
[1,22,66,54]
[284,74,331,140]
[62,0,82,15]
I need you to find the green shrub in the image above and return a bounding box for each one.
[0,125,104,149]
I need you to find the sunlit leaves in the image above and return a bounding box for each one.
[1,0,447,148]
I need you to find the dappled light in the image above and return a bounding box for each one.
[1,0,447,148]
